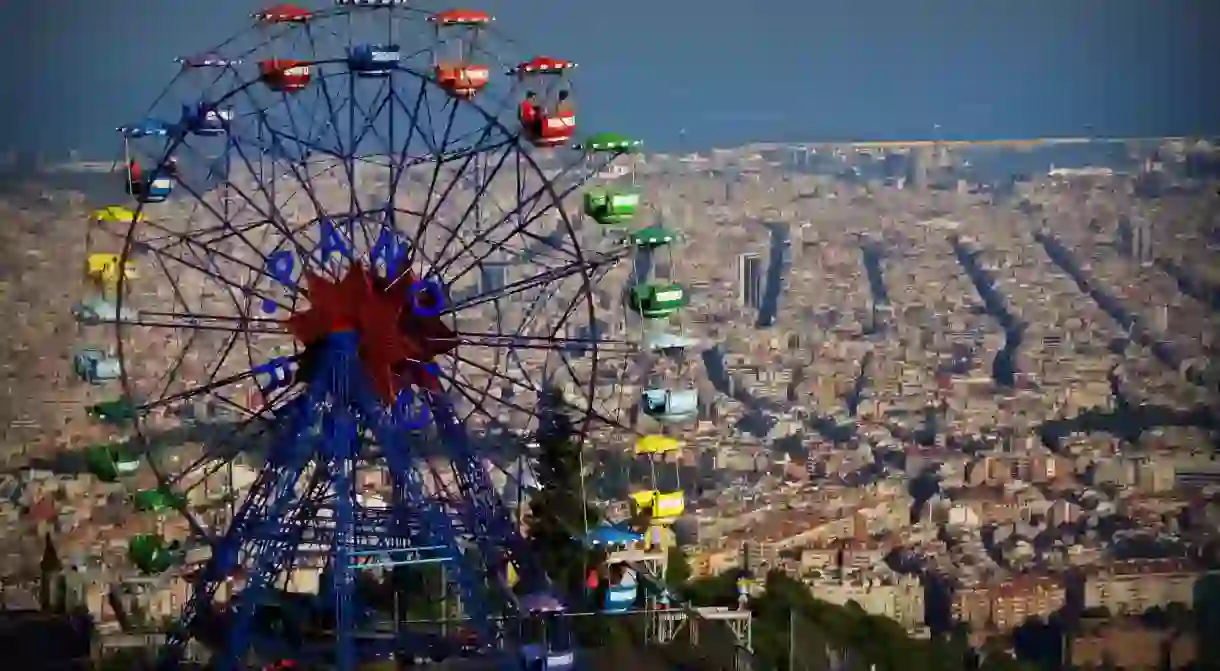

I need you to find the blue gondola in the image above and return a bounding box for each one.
[583,523,642,548]
[517,595,574,671]
[581,524,642,615]
[73,347,122,384]
[128,171,173,203]
[118,119,171,139]
[176,52,239,69]
[601,563,638,613]
[645,330,699,352]
[72,297,136,324]
[640,388,698,423]
[346,44,401,77]
[140,174,173,202]
[181,102,232,136]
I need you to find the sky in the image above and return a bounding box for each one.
[0,0,1217,157]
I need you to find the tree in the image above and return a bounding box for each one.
[665,546,692,588]
[526,387,600,595]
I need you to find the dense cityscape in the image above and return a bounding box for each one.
[1,135,1220,670]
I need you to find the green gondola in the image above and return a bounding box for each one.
[573,131,642,154]
[133,487,186,513]
[88,396,139,427]
[583,187,640,227]
[85,443,140,482]
[128,534,183,575]
[630,224,676,249]
[628,282,687,319]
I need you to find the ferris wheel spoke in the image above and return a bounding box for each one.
[417,98,462,220]
[230,135,348,256]
[521,153,616,224]
[439,356,627,434]
[146,163,307,292]
[162,417,268,500]
[240,82,336,178]
[136,355,300,414]
[486,265,586,390]
[443,250,623,315]
[309,54,361,171]
[406,100,468,264]
[137,148,307,294]
[408,127,514,276]
[122,312,287,334]
[164,383,299,497]
[445,332,635,353]
[424,150,568,280]
[143,217,268,250]
[134,232,295,313]
[384,81,432,201]
[433,169,588,282]
[437,371,505,429]
[140,268,220,405]
[220,136,322,261]
[349,78,396,153]
[538,280,607,403]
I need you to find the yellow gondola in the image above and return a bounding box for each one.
[92,206,145,224]
[86,253,138,289]
[629,434,685,525]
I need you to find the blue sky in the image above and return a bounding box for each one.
[1,0,1216,156]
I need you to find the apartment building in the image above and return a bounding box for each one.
[952,575,1065,631]
[1084,559,1219,615]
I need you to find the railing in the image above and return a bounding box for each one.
[91,604,760,671]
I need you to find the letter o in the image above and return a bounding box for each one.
[409,278,446,317]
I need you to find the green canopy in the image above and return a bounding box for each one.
[84,443,140,482]
[133,487,185,513]
[574,132,642,153]
[630,225,676,248]
[128,534,182,575]
[88,396,139,427]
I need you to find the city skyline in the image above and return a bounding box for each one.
[1,0,1218,160]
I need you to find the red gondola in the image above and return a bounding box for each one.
[430,9,493,99]
[259,59,312,93]
[252,3,313,23]
[509,57,577,147]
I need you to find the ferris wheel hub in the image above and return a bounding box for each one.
[287,264,455,401]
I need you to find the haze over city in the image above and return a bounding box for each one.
[0,2,1219,671]
[2,0,1219,156]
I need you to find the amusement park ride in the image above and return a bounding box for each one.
[67,1,753,670]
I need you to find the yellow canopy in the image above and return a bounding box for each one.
[86,253,138,286]
[92,206,145,224]
[634,434,682,456]
[629,490,685,523]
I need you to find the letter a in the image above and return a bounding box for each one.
[316,219,350,266]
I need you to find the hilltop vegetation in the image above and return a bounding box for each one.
[680,567,1028,671]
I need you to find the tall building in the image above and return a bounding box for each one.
[479,262,508,294]
[1133,218,1154,264]
[1118,216,1154,265]
[738,252,763,309]
[905,147,929,190]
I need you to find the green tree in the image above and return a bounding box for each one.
[704,571,1033,671]
[526,386,600,595]
[665,545,692,588]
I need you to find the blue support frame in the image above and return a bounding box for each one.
[158,332,511,670]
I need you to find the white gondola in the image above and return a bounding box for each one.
[73,347,122,384]
[72,297,137,324]
[644,329,699,352]
[640,388,698,423]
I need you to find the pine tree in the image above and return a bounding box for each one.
[665,545,692,588]
[526,386,600,595]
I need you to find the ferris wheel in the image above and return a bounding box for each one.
[61,1,717,669]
